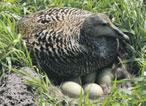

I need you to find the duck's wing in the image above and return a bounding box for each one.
[17,8,92,58]
[17,7,92,38]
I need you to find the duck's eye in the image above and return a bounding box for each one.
[101,22,108,26]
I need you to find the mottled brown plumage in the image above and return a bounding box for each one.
[17,7,129,82]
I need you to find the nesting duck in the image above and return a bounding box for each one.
[17,7,129,83]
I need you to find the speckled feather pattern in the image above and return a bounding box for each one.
[17,7,118,78]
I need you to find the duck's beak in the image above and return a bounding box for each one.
[111,25,129,41]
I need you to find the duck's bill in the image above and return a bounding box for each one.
[112,25,129,41]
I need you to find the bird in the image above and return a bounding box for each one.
[17,7,129,84]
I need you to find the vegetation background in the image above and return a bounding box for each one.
[0,0,146,105]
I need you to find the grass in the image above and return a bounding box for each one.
[0,0,146,106]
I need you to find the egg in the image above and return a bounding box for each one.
[84,83,103,99]
[61,81,84,98]
[97,68,113,94]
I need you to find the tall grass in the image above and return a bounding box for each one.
[0,0,146,105]
[0,15,32,67]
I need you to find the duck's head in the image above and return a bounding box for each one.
[81,13,129,42]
